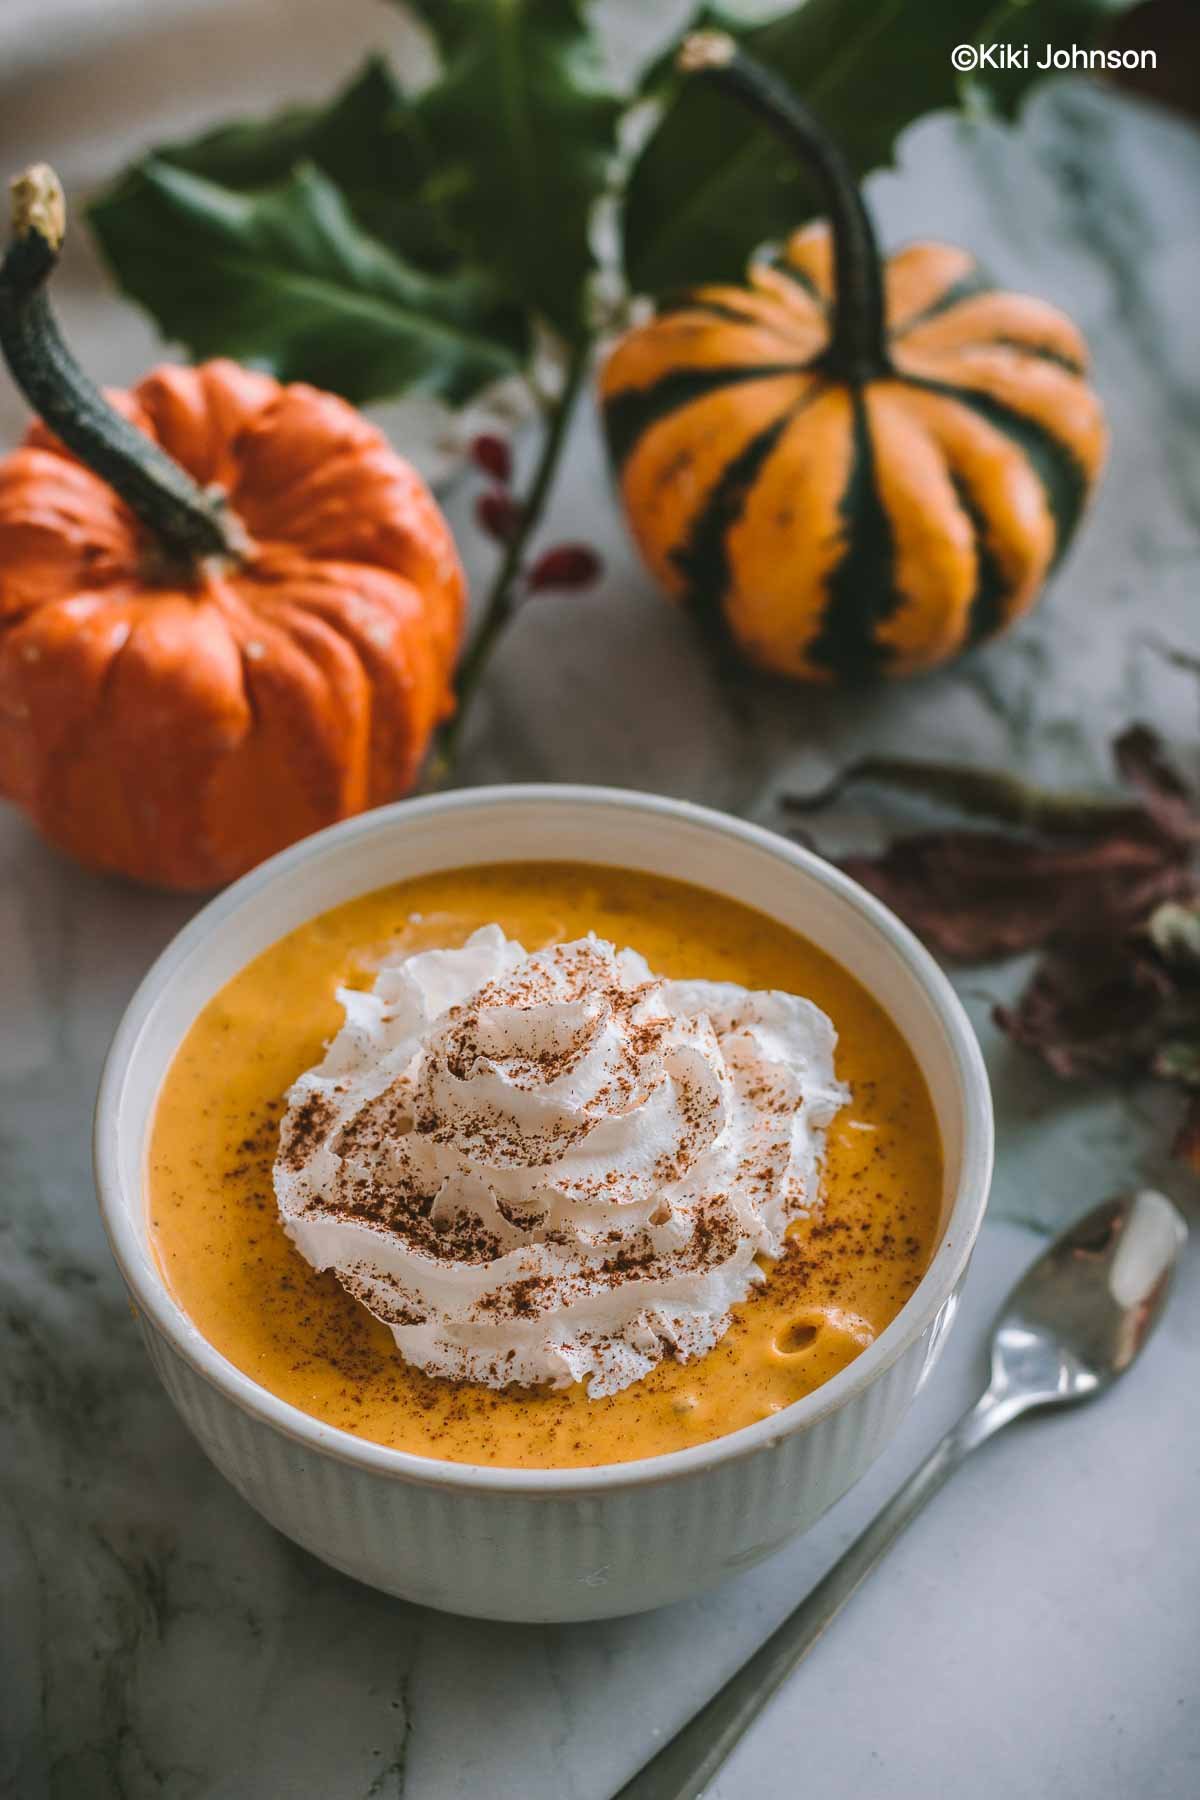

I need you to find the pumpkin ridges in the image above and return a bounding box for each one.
[746,259,830,329]
[212,577,348,776]
[860,386,978,673]
[798,387,910,683]
[776,222,836,301]
[883,242,984,331]
[721,386,857,680]
[615,374,818,603]
[0,591,139,807]
[669,387,826,653]
[196,580,367,878]
[224,382,381,503]
[102,591,252,754]
[603,285,1105,682]
[241,560,446,798]
[656,290,813,340]
[889,271,996,341]
[17,553,423,890]
[600,309,820,395]
[893,383,1056,633]
[226,385,465,680]
[894,345,1107,480]
[230,430,377,540]
[671,282,826,349]
[603,364,814,474]
[247,594,374,816]
[5,592,141,763]
[895,293,1091,373]
[132,360,278,490]
[895,345,1106,576]
[28,591,254,886]
[900,369,1093,579]
[952,476,1017,648]
[0,447,136,613]
[350,571,447,797]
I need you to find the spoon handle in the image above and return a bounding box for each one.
[614,1394,1005,1800]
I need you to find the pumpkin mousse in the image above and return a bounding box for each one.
[148,862,944,1468]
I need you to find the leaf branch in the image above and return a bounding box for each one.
[424,333,594,785]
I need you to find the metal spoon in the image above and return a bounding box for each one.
[615,1190,1188,1800]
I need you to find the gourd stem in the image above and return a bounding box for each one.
[679,34,889,380]
[0,165,244,566]
[426,333,593,785]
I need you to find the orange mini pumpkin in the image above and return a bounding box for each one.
[0,167,463,891]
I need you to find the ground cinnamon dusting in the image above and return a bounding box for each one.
[148,860,943,1466]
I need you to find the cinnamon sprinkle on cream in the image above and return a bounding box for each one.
[274,927,848,1395]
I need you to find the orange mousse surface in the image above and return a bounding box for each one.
[147,862,943,1468]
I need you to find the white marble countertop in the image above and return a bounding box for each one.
[3,5,1199,1796]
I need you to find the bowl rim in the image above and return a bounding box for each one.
[94,783,993,1497]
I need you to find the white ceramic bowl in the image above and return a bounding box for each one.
[95,786,992,1623]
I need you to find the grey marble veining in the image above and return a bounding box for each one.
[2,9,1199,1796]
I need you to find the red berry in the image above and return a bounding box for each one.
[527,544,603,592]
[475,489,521,543]
[469,433,512,483]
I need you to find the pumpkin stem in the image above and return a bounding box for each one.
[678,34,889,380]
[0,165,246,568]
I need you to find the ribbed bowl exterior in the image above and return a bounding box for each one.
[140,1289,961,1622]
[98,787,992,1626]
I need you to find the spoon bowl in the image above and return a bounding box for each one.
[986,1190,1188,1425]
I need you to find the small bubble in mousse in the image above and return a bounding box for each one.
[775,1319,820,1355]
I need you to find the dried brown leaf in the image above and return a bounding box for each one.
[793,725,1198,962]
[993,942,1180,1080]
[789,725,1200,1174]
[839,832,1193,962]
[1113,726,1200,847]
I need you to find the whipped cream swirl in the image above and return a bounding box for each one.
[275,927,848,1396]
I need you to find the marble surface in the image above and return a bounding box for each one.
[3,5,1199,1795]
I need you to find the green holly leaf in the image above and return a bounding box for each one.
[91,55,453,273]
[408,0,622,339]
[144,57,404,203]
[88,159,526,406]
[623,0,1143,296]
[87,6,621,397]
